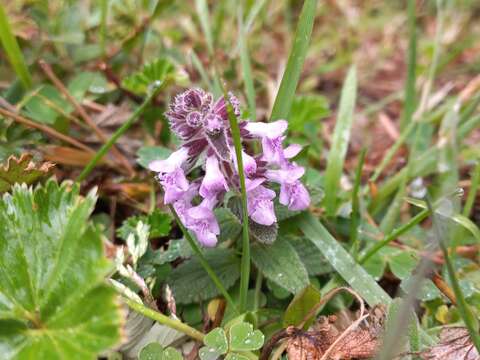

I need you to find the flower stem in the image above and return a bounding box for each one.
[76,86,160,182]
[122,296,204,341]
[359,208,430,264]
[169,205,240,314]
[224,94,250,313]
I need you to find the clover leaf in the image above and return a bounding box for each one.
[0,181,122,359]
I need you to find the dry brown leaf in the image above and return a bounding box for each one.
[286,305,386,360]
[0,154,54,192]
[420,327,479,360]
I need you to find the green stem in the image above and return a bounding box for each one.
[169,205,239,314]
[225,93,250,313]
[76,88,159,182]
[123,297,204,341]
[359,208,430,264]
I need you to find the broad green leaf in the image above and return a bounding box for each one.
[225,354,249,360]
[288,235,332,276]
[251,236,309,294]
[204,328,228,355]
[168,248,240,304]
[122,58,186,95]
[270,0,318,120]
[289,95,330,132]
[0,154,54,193]
[117,209,172,240]
[67,72,104,100]
[229,322,264,351]
[199,347,223,360]
[139,343,164,360]
[298,213,390,306]
[323,66,357,215]
[162,348,183,360]
[23,85,72,125]
[0,181,122,359]
[0,5,32,89]
[283,284,321,328]
[137,146,172,169]
[215,208,242,242]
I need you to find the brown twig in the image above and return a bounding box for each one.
[431,272,457,305]
[38,60,135,177]
[0,107,94,154]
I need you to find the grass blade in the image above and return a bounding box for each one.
[237,8,256,120]
[399,0,417,130]
[195,0,214,55]
[0,4,32,89]
[270,0,318,121]
[298,213,390,306]
[350,148,366,259]
[324,66,357,216]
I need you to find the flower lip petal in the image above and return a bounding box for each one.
[148,147,189,173]
[244,120,288,138]
[284,144,302,159]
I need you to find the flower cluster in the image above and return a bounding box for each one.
[149,88,310,247]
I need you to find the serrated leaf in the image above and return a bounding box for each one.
[251,236,309,294]
[289,95,330,132]
[117,209,172,240]
[0,180,122,359]
[137,146,172,169]
[204,328,228,355]
[283,284,321,328]
[215,208,242,242]
[229,322,264,351]
[168,248,240,304]
[0,154,54,192]
[122,58,187,95]
[228,197,278,244]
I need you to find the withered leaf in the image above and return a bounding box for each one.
[421,327,479,360]
[0,154,54,192]
[286,305,386,360]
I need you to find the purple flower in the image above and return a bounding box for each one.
[244,120,288,165]
[185,198,220,247]
[200,155,228,199]
[150,88,310,247]
[149,148,190,204]
[246,179,276,225]
[279,180,310,211]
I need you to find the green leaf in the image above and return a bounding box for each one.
[289,235,332,276]
[225,354,249,360]
[0,4,32,89]
[117,209,172,240]
[229,322,264,351]
[137,146,172,169]
[168,248,240,304]
[139,343,164,360]
[289,95,330,132]
[0,154,54,193]
[122,58,186,95]
[270,0,318,120]
[215,208,242,242]
[204,328,228,355]
[251,236,309,294]
[23,85,72,125]
[199,347,223,360]
[283,284,321,328]
[0,180,122,359]
[323,66,357,215]
[298,213,391,306]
